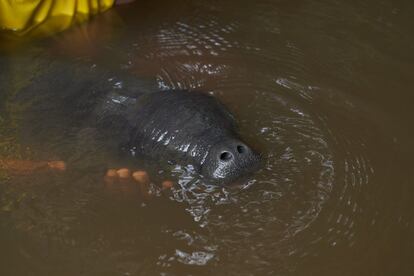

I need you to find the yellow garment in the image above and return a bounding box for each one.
[0,0,115,36]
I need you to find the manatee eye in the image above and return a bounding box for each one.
[237,145,246,154]
[220,151,233,161]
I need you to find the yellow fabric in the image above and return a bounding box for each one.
[0,0,115,36]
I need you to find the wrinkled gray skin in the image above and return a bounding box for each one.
[92,90,261,184]
[15,60,260,184]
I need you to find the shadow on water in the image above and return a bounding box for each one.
[1,0,414,275]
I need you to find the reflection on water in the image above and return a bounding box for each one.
[1,0,414,275]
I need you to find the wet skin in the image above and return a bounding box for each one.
[94,90,261,184]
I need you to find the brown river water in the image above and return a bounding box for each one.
[1,0,413,275]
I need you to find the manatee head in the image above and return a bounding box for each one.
[128,90,261,185]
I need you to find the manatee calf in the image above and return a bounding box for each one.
[13,60,260,184]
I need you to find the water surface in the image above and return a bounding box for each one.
[1,0,413,275]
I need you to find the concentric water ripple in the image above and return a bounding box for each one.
[1,1,413,275]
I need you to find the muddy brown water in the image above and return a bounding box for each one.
[1,0,414,275]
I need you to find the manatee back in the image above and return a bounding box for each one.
[12,58,157,138]
[9,57,157,163]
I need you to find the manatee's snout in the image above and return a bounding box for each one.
[201,138,261,184]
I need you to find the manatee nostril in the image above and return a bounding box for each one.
[237,145,246,154]
[220,151,233,161]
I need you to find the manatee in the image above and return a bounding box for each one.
[13,59,261,184]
